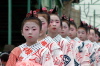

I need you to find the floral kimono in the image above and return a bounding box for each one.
[95,46,100,66]
[6,43,54,66]
[38,36,64,66]
[84,40,95,66]
[92,42,100,66]
[53,34,74,66]
[73,37,90,66]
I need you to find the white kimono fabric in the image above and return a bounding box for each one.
[38,36,64,66]
[73,37,90,66]
[95,47,100,66]
[53,34,74,66]
[93,42,100,66]
[17,43,54,66]
[84,40,96,66]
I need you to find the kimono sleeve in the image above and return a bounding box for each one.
[6,47,21,66]
[52,49,64,66]
[41,48,54,66]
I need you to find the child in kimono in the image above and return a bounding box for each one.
[86,26,100,66]
[36,7,63,66]
[68,20,82,65]
[6,12,54,66]
[93,28,100,66]
[47,7,74,66]
[77,21,91,66]
[59,15,71,41]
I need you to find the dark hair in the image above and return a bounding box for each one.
[88,27,96,34]
[78,21,88,33]
[61,15,70,28]
[37,12,50,25]
[69,21,77,29]
[94,28,99,36]
[0,53,9,62]
[21,13,42,31]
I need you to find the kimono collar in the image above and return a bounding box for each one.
[19,42,43,52]
[74,37,81,42]
[65,36,71,42]
[41,36,54,44]
[53,34,62,43]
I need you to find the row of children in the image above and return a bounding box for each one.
[3,6,100,66]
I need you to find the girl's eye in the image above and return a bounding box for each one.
[82,32,84,34]
[33,29,36,31]
[25,29,28,31]
[64,26,67,28]
[78,32,80,34]
[71,29,74,31]
[50,20,53,23]
[56,21,59,23]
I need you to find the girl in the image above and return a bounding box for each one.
[48,7,74,66]
[77,21,88,41]
[76,21,91,66]
[68,20,90,66]
[36,7,63,66]
[59,15,71,41]
[85,26,100,66]
[6,12,54,66]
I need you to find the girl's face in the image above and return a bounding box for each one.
[77,28,87,41]
[69,25,77,39]
[48,15,60,33]
[95,34,99,42]
[38,16,48,35]
[60,22,69,37]
[87,29,95,42]
[22,22,40,43]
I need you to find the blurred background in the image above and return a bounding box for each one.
[0,0,100,52]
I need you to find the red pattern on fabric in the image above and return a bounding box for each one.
[18,56,24,61]
[41,41,47,46]
[85,53,90,57]
[23,48,33,55]
[67,43,71,53]
[76,52,83,62]
[46,52,51,61]
[86,43,91,48]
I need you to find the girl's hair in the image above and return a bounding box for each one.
[21,13,42,31]
[69,21,77,29]
[37,12,50,25]
[87,25,96,34]
[36,7,50,25]
[94,28,99,36]
[61,15,70,28]
[0,52,9,62]
[78,21,88,33]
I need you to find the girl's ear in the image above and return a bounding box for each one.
[21,30,23,36]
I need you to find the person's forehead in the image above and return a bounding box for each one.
[78,28,85,31]
[24,22,39,27]
[50,15,59,19]
[90,29,95,33]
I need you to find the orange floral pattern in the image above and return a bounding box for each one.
[23,48,33,55]
[41,41,47,46]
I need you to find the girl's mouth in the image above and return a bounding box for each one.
[28,36,33,38]
[61,32,64,33]
[52,28,56,30]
